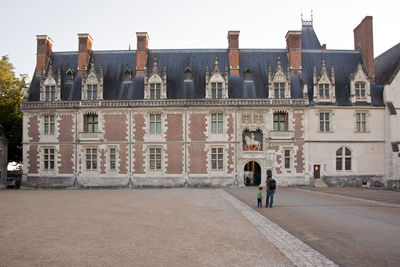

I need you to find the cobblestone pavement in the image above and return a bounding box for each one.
[218,189,337,266]
[0,189,292,267]
[226,186,400,267]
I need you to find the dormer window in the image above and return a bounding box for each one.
[124,68,132,82]
[206,57,228,99]
[350,63,371,104]
[87,84,98,100]
[144,58,167,99]
[318,83,330,98]
[45,86,56,101]
[66,69,73,81]
[274,83,285,98]
[268,56,291,99]
[313,60,335,103]
[40,61,61,101]
[150,83,161,99]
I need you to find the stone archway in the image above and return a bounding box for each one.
[243,161,262,186]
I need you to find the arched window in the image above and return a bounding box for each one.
[336,146,351,171]
[273,111,288,131]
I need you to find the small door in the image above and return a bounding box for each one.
[314,165,320,179]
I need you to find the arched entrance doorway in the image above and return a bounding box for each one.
[243,161,261,186]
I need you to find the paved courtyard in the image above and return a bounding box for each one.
[1,187,399,266]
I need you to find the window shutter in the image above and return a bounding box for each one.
[285,113,289,131]
[83,115,87,132]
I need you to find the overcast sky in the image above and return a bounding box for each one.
[1,0,398,79]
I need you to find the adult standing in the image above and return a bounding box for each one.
[265,177,277,208]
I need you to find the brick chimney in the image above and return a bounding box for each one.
[35,35,53,75]
[354,16,374,81]
[136,32,149,76]
[285,31,302,75]
[77,33,93,75]
[228,31,240,76]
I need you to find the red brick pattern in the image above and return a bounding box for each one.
[188,144,207,174]
[227,113,234,141]
[293,112,305,173]
[165,114,183,141]
[100,149,106,174]
[104,114,128,142]
[133,144,145,174]
[295,143,305,173]
[134,114,145,141]
[267,146,279,152]
[166,144,183,174]
[28,144,39,174]
[58,115,74,142]
[58,144,74,174]
[189,113,206,141]
[227,145,234,174]
[28,116,40,142]
[293,112,304,140]
[119,145,128,174]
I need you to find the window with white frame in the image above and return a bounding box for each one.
[149,147,162,170]
[355,82,366,99]
[274,83,285,98]
[84,114,98,133]
[43,148,55,170]
[319,112,330,132]
[45,86,56,101]
[318,84,330,98]
[211,147,224,171]
[356,112,367,132]
[44,115,55,134]
[273,112,288,131]
[150,114,161,133]
[211,113,223,133]
[109,148,116,170]
[336,147,351,171]
[212,82,223,98]
[150,83,161,99]
[87,84,98,100]
[284,150,290,169]
[86,148,97,170]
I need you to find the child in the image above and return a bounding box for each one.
[257,186,263,208]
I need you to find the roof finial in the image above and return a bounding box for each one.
[214,56,220,74]
[302,10,313,27]
[152,57,159,74]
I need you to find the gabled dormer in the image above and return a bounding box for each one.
[206,57,228,99]
[313,59,336,103]
[144,58,167,99]
[350,63,371,104]
[268,56,291,98]
[82,58,103,100]
[40,61,61,101]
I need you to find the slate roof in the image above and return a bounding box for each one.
[375,43,400,85]
[27,25,384,106]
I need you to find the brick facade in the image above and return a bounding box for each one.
[133,114,145,141]
[58,144,74,174]
[58,115,74,142]
[133,144,144,174]
[100,149,106,174]
[104,114,128,142]
[188,144,207,174]
[166,144,184,174]
[119,145,128,174]
[166,114,183,141]
[28,144,39,174]
[189,113,206,141]
[28,116,40,142]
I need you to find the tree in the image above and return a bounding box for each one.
[0,55,27,162]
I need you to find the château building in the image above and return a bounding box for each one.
[21,16,398,188]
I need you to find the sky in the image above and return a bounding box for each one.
[0,0,398,80]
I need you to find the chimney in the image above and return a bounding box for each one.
[285,31,302,75]
[77,33,93,75]
[354,16,374,81]
[35,35,53,75]
[136,32,149,76]
[322,44,327,50]
[228,31,240,76]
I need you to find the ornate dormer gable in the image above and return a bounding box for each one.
[313,59,336,103]
[144,57,167,99]
[40,61,61,101]
[66,67,74,82]
[82,58,103,100]
[184,66,192,80]
[268,56,291,98]
[123,65,132,82]
[350,63,371,104]
[206,56,229,98]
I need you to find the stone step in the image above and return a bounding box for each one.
[314,179,328,188]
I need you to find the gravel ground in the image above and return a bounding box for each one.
[0,189,292,267]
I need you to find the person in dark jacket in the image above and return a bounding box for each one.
[265,177,276,208]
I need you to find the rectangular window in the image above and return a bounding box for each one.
[44,148,54,170]
[273,113,287,131]
[319,112,330,132]
[87,85,98,100]
[211,113,223,133]
[355,83,366,99]
[85,114,98,133]
[149,147,162,170]
[86,148,97,170]
[150,114,161,133]
[274,83,285,98]
[109,148,116,170]
[356,112,367,132]
[212,83,223,98]
[211,147,223,170]
[150,83,161,99]
[44,115,55,134]
[318,84,330,98]
[284,150,290,169]
[45,86,56,101]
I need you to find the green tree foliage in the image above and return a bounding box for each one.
[0,55,27,162]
